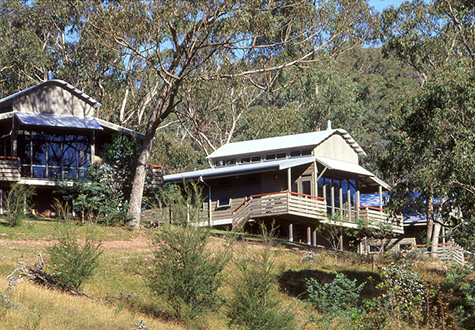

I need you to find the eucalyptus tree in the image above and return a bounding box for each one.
[380,0,475,86]
[89,0,377,228]
[381,59,475,253]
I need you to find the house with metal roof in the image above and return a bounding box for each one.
[0,79,162,213]
[164,122,403,250]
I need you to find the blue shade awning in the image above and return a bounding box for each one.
[15,112,103,130]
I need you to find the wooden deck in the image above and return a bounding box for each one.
[0,157,20,182]
[232,191,403,234]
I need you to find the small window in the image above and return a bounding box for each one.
[251,156,261,162]
[241,157,251,163]
[369,245,380,253]
[226,159,236,165]
[302,149,312,156]
[265,154,276,161]
[290,150,300,157]
[215,160,224,167]
[216,197,231,208]
[276,153,286,159]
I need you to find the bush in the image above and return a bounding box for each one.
[47,225,102,290]
[3,183,35,227]
[147,224,229,323]
[306,272,366,314]
[227,249,295,330]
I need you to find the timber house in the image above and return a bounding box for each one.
[164,122,403,251]
[0,79,163,214]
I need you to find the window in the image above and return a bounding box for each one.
[265,154,276,161]
[18,131,91,180]
[216,197,231,208]
[241,157,251,163]
[290,150,300,157]
[276,152,286,159]
[226,158,236,165]
[302,149,312,156]
[251,156,261,162]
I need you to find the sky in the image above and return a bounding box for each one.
[368,0,409,12]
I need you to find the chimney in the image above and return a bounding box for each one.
[327,120,332,130]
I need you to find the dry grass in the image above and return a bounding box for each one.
[0,219,462,329]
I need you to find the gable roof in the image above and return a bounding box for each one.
[207,129,365,159]
[0,79,102,109]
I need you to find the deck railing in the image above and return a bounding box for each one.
[400,242,468,266]
[232,191,403,234]
[232,191,327,231]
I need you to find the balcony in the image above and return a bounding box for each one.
[232,191,403,234]
[232,191,327,231]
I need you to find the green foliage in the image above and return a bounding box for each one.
[147,224,229,324]
[146,184,229,324]
[57,134,142,225]
[442,266,475,329]
[47,225,103,290]
[227,244,295,330]
[3,183,35,227]
[382,58,475,248]
[306,272,365,314]
[368,264,425,328]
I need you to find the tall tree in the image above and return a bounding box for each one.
[381,58,475,253]
[90,0,376,228]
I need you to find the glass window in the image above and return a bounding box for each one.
[17,131,91,180]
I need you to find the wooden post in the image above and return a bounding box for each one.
[379,185,383,210]
[339,187,343,219]
[307,226,311,245]
[287,168,292,192]
[331,185,335,215]
[347,182,351,222]
[289,223,293,242]
[312,229,317,246]
[339,234,344,250]
[0,188,3,215]
[356,190,360,220]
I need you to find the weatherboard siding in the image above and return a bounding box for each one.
[13,85,95,117]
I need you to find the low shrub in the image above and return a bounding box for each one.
[227,250,295,330]
[47,225,102,290]
[4,183,35,227]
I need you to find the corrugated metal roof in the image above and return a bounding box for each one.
[315,156,374,177]
[16,112,103,130]
[164,156,316,182]
[0,79,102,109]
[207,129,365,159]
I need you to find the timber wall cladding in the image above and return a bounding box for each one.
[13,85,95,117]
[0,157,20,181]
[314,134,359,163]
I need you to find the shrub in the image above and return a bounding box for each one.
[3,183,35,227]
[363,264,425,329]
[227,249,295,330]
[47,225,102,290]
[306,272,366,314]
[147,224,229,323]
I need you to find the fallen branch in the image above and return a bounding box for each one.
[7,252,89,297]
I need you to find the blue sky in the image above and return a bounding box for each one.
[368,0,409,12]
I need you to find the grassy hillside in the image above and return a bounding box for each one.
[0,218,468,329]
